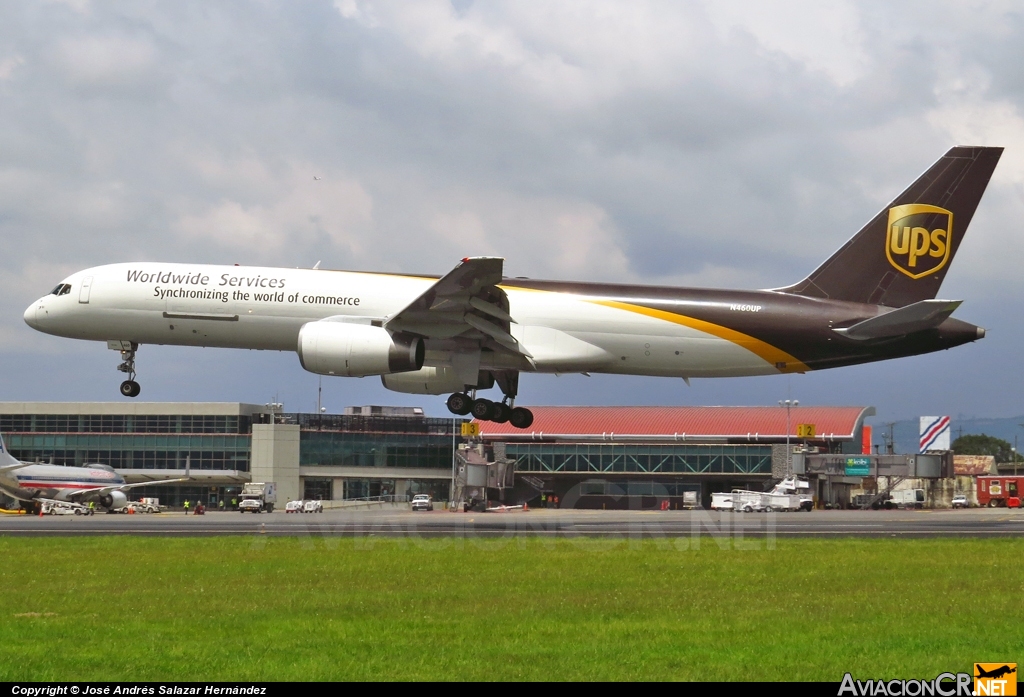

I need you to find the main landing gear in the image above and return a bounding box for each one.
[446,371,534,429]
[446,393,533,429]
[115,343,141,398]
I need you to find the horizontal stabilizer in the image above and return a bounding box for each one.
[834,299,962,341]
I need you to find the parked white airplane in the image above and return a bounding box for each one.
[23,147,1001,429]
[0,432,187,512]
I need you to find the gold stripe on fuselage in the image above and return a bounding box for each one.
[591,299,809,374]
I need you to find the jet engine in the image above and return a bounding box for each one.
[297,321,424,377]
[382,367,494,395]
[99,490,128,510]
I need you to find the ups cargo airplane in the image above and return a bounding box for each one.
[24,146,1001,429]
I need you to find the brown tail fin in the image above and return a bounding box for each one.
[780,146,1002,307]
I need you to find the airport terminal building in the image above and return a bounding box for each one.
[0,402,874,508]
[0,402,459,507]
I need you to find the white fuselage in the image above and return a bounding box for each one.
[25,262,785,380]
[0,463,125,503]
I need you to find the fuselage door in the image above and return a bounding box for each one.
[79,276,93,304]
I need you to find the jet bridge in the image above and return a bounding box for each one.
[792,452,953,508]
[793,452,953,479]
[450,443,516,512]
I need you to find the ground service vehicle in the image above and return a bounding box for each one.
[411,494,434,511]
[977,476,1022,508]
[303,500,323,513]
[727,478,812,513]
[137,497,161,512]
[128,500,159,513]
[951,494,969,509]
[710,493,734,511]
[731,490,764,513]
[43,501,79,515]
[239,482,277,513]
[887,489,926,509]
[285,500,303,513]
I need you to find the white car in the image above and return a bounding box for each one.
[285,500,304,513]
[951,495,969,509]
[129,501,159,514]
[411,494,433,511]
[303,500,323,513]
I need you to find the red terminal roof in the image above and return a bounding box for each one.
[476,406,874,442]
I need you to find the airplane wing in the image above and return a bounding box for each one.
[833,299,962,341]
[66,477,191,501]
[384,257,531,359]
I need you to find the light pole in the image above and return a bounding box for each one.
[1011,421,1019,474]
[884,422,897,454]
[779,399,798,475]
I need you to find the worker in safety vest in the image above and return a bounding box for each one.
[88,501,95,515]
[184,500,190,515]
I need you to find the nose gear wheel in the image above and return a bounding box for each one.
[115,344,141,398]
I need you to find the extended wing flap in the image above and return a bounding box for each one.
[834,299,962,341]
[387,257,505,329]
[385,257,529,357]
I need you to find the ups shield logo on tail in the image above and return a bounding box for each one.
[886,204,953,279]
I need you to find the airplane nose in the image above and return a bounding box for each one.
[23,301,39,329]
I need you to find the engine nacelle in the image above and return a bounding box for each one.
[99,490,128,510]
[382,367,494,395]
[298,321,424,377]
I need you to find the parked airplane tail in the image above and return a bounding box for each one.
[780,146,1003,307]
[0,432,19,467]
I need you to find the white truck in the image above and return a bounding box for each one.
[720,478,814,513]
[766,477,814,512]
[732,489,765,512]
[238,482,277,513]
[710,492,734,510]
[886,488,925,509]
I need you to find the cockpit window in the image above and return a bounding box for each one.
[50,284,72,296]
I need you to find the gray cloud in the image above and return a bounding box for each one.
[2,0,1023,419]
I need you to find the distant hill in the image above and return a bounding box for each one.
[867,416,1024,455]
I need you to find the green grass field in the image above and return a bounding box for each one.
[0,536,1020,681]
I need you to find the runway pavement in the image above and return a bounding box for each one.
[1,507,1023,538]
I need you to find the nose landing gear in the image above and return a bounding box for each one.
[112,342,141,398]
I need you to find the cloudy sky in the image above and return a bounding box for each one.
[2,0,1023,428]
